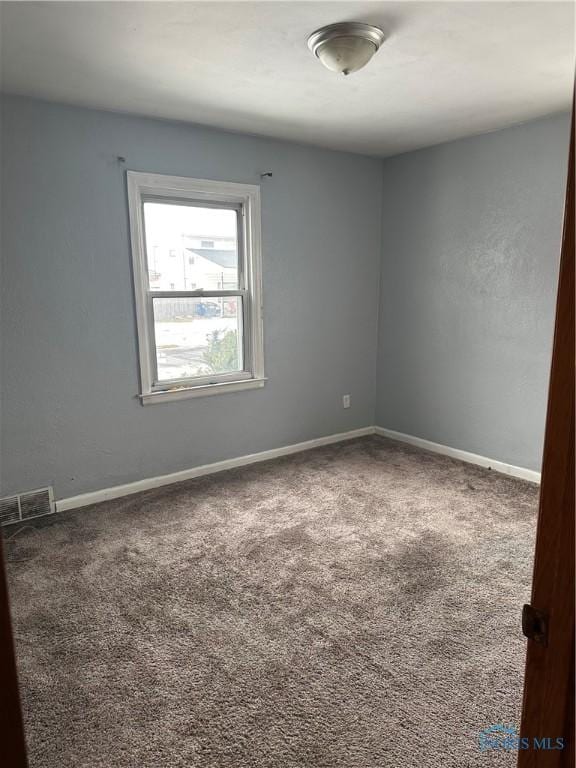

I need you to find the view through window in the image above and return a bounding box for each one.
[143,202,243,382]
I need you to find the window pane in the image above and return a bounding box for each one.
[153,296,243,383]
[143,202,239,291]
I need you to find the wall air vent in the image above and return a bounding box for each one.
[0,487,55,526]
[0,496,20,526]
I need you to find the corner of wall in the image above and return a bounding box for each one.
[373,158,388,428]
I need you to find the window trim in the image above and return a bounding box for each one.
[127,171,265,404]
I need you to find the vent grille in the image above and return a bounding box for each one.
[0,487,55,526]
[20,489,54,520]
[0,497,20,525]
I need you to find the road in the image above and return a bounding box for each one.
[155,316,238,381]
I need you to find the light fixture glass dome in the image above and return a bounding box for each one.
[308,22,385,76]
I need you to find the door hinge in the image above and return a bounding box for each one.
[522,604,548,646]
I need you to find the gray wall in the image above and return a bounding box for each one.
[376,112,570,471]
[0,96,382,499]
[1,97,569,500]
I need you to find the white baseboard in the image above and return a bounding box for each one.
[56,427,375,512]
[374,426,541,484]
[55,424,539,513]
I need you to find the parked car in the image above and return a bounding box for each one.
[223,299,238,317]
[195,301,221,318]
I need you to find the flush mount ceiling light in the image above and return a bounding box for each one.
[307,22,385,76]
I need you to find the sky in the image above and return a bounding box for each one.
[143,201,237,246]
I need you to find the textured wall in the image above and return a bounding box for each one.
[1,97,569,500]
[0,96,382,498]
[376,112,570,471]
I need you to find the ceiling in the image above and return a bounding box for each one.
[1,1,573,157]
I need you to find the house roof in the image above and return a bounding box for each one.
[187,248,237,270]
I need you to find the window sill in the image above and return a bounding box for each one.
[138,377,266,405]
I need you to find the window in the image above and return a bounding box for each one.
[200,240,215,248]
[127,172,265,404]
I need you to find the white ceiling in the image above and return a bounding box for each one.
[1,1,573,157]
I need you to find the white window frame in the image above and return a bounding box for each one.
[127,171,265,405]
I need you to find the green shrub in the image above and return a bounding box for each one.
[203,329,239,373]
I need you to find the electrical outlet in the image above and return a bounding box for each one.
[342,394,351,409]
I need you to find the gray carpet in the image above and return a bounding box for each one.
[4,436,538,767]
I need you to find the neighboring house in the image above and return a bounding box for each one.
[148,234,237,291]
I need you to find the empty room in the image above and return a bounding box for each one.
[0,2,574,766]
